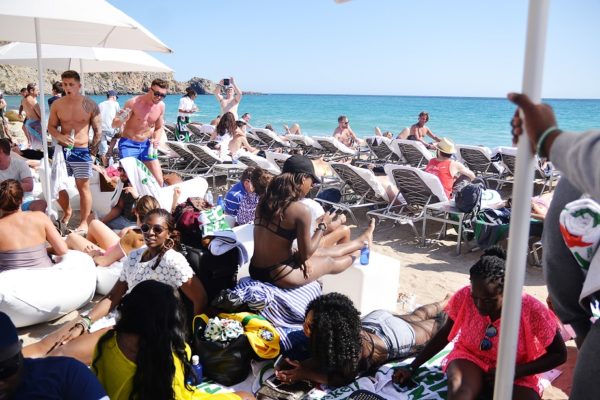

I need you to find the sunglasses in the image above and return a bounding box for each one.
[152,90,167,98]
[479,323,498,351]
[140,224,167,235]
[0,354,21,380]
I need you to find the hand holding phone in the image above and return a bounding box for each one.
[274,355,293,371]
[223,78,230,86]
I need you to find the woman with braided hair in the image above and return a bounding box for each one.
[24,208,208,365]
[394,246,567,400]
[275,292,448,387]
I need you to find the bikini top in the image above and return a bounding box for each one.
[254,218,297,242]
[0,243,52,272]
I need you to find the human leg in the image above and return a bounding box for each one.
[314,218,374,257]
[57,189,72,224]
[86,219,120,249]
[274,253,357,289]
[75,178,92,231]
[446,359,485,400]
[47,328,110,365]
[319,224,351,248]
[143,159,164,187]
[401,294,451,322]
[65,232,104,254]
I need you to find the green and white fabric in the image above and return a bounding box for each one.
[199,206,231,237]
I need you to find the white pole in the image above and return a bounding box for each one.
[493,1,550,399]
[80,58,85,95]
[34,17,54,217]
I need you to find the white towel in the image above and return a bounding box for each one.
[560,198,600,272]
[111,157,163,208]
[208,230,249,266]
[50,144,69,200]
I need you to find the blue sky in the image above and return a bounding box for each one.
[109,0,600,99]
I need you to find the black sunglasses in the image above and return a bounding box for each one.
[479,323,498,351]
[152,90,167,98]
[140,224,167,235]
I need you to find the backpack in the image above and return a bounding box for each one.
[454,179,485,213]
[173,197,211,247]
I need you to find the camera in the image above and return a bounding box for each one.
[223,78,230,86]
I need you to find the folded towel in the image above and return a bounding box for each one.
[208,230,249,265]
[559,198,600,271]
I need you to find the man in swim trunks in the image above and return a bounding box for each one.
[48,70,102,233]
[113,78,167,186]
[213,77,242,120]
[406,111,441,150]
[332,115,359,148]
[20,83,43,150]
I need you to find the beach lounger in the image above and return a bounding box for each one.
[236,152,281,175]
[249,128,291,151]
[286,134,322,156]
[317,163,390,225]
[393,139,433,168]
[163,141,203,176]
[186,143,246,189]
[455,144,503,182]
[187,123,214,144]
[365,136,402,164]
[265,151,290,170]
[493,146,560,194]
[368,164,448,238]
[313,136,357,161]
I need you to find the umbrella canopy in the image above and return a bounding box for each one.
[0,42,173,73]
[0,0,172,53]
[0,0,172,216]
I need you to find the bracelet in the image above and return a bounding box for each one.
[536,126,561,158]
[317,222,327,232]
[80,316,92,332]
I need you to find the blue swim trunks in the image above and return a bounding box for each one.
[118,137,153,162]
[63,147,93,179]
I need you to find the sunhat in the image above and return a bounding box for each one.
[436,137,456,154]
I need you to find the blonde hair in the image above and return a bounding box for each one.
[135,195,160,221]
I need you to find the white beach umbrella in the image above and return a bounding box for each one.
[332,1,551,399]
[0,42,174,93]
[0,0,172,215]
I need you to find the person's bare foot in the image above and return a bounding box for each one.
[61,208,72,225]
[359,218,376,249]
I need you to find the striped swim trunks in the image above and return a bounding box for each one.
[64,146,93,179]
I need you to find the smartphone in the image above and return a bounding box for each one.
[223,78,230,86]
[274,355,293,371]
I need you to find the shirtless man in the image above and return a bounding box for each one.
[48,70,102,233]
[332,115,358,147]
[213,77,242,120]
[20,83,43,150]
[18,88,31,147]
[406,111,441,150]
[113,78,167,186]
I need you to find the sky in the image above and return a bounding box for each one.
[109,0,600,99]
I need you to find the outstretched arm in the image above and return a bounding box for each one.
[231,76,243,103]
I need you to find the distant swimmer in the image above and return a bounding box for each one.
[333,115,359,147]
[213,76,242,120]
[113,78,168,186]
[406,111,441,150]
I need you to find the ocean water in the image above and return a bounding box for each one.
[5,94,600,148]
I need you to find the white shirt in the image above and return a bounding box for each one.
[178,96,196,118]
[98,99,120,134]
[0,156,31,182]
[119,247,194,293]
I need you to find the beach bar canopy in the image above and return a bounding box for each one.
[0,0,172,215]
[333,1,549,399]
[0,42,174,93]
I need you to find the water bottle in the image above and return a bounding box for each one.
[360,240,370,265]
[67,129,75,150]
[147,141,158,159]
[188,355,203,385]
[216,194,224,209]
[118,108,131,122]
[108,157,114,167]
[204,190,214,205]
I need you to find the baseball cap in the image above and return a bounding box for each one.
[0,312,21,363]
[282,155,320,183]
[107,90,119,99]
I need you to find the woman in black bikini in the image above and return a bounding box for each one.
[250,155,375,289]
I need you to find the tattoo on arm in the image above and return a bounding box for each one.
[82,96,100,116]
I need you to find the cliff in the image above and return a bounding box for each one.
[0,65,217,95]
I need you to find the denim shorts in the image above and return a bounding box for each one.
[118,137,152,162]
[361,310,416,359]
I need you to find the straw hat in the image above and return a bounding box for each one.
[436,137,456,154]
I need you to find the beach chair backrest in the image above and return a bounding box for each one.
[394,140,432,168]
[186,143,220,168]
[314,137,356,158]
[500,152,517,176]
[237,153,281,175]
[366,137,395,161]
[187,124,214,143]
[265,151,290,170]
[250,128,288,149]
[385,164,447,207]
[456,145,500,175]
[331,163,388,203]
[165,141,195,163]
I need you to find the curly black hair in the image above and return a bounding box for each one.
[305,293,362,382]
[91,280,194,400]
[469,245,506,291]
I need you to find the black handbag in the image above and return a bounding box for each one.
[192,315,253,386]
[256,376,313,400]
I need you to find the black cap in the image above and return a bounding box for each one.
[282,155,320,183]
[107,90,118,99]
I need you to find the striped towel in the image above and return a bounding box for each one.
[559,198,600,271]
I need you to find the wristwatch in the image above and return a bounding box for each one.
[317,222,327,232]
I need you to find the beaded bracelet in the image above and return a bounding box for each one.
[536,126,562,158]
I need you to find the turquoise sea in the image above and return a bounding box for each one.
[5,94,600,148]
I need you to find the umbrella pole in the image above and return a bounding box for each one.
[80,58,85,95]
[493,1,550,399]
[34,17,54,217]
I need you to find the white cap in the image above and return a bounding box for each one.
[192,355,200,364]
